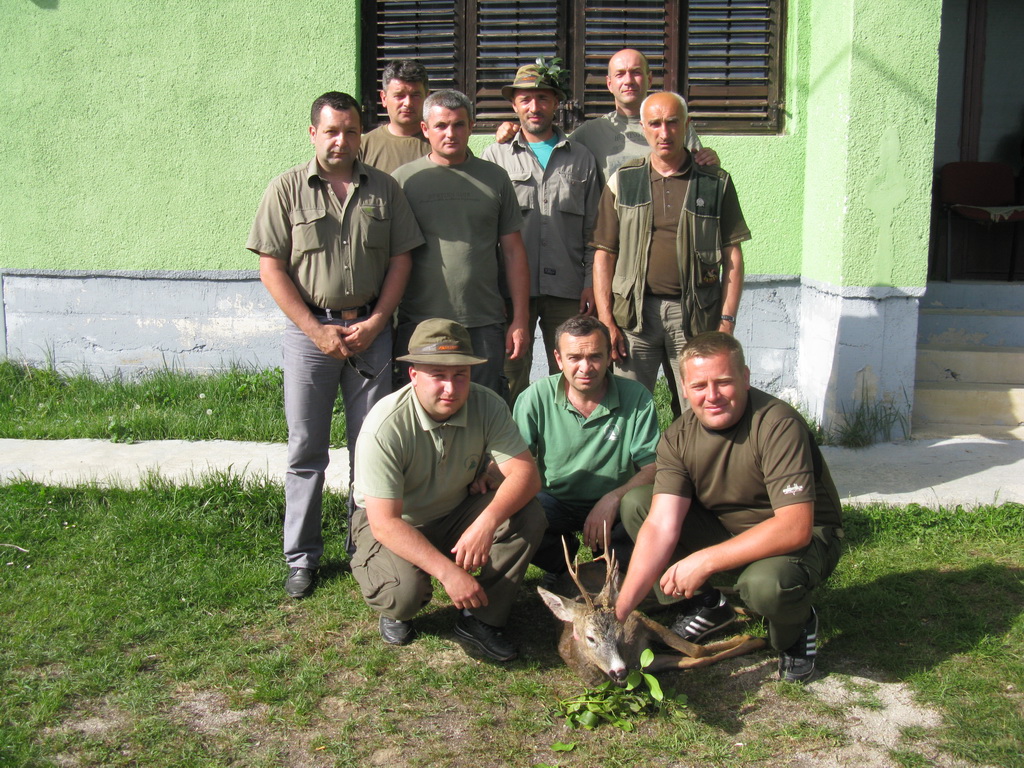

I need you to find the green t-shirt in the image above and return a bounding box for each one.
[653,388,844,534]
[393,155,523,327]
[513,373,660,505]
[353,382,527,526]
[359,124,430,176]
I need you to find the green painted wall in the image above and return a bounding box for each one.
[1,0,939,289]
[797,0,940,287]
[1,0,360,272]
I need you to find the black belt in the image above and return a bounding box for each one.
[306,302,373,320]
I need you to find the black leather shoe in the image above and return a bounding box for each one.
[379,615,417,646]
[284,567,316,599]
[454,614,518,661]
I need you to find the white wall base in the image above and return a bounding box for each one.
[2,270,922,439]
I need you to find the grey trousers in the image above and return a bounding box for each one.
[282,317,392,570]
[350,492,546,627]
[620,485,843,651]
[503,296,580,406]
[615,295,688,399]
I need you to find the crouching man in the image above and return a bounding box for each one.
[350,318,546,661]
[614,332,844,682]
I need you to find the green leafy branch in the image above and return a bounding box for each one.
[534,56,570,96]
[555,649,688,731]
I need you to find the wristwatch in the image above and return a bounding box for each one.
[720,314,737,324]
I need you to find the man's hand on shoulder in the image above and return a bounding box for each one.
[693,147,720,166]
[495,121,520,144]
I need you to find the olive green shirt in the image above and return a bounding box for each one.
[393,155,523,327]
[353,382,528,526]
[653,388,843,535]
[246,158,424,309]
[360,124,430,175]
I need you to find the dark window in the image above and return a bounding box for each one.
[361,0,784,133]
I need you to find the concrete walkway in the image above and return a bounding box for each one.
[1,436,1021,509]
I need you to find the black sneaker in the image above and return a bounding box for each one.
[778,607,818,683]
[379,615,417,646]
[454,614,518,662]
[670,590,736,641]
[284,567,316,599]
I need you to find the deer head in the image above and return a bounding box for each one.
[537,538,638,685]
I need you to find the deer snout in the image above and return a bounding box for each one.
[608,665,628,684]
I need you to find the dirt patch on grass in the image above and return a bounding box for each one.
[173,688,268,735]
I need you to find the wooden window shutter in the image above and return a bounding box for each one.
[684,0,784,133]
[472,0,566,128]
[361,0,785,134]
[361,0,460,127]
[577,0,682,123]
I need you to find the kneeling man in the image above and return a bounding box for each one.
[614,332,844,682]
[513,314,660,575]
[350,319,546,661]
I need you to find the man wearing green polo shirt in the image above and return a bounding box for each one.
[350,319,546,661]
[512,314,660,576]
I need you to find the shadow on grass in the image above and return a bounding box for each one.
[822,562,1024,679]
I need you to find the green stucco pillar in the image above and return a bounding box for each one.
[796,0,942,433]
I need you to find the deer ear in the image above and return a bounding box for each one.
[538,587,583,623]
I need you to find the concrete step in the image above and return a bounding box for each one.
[915,344,1024,386]
[917,308,1024,348]
[922,281,1022,312]
[912,381,1024,428]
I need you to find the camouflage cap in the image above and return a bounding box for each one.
[501,62,568,102]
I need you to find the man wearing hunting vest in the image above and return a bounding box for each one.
[591,91,750,401]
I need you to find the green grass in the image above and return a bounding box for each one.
[1,359,893,449]
[1,478,1021,767]
[0,360,344,446]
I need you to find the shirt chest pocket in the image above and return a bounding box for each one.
[291,208,327,254]
[507,171,536,212]
[359,203,391,251]
[555,172,587,216]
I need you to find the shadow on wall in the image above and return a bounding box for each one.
[30,0,59,8]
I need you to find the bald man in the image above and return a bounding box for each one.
[591,91,750,400]
[572,49,716,182]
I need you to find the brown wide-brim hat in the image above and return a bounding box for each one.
[500,63,567,102]
[396,318,487,366]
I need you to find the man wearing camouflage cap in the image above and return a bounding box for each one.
[482,60,602,405]
[350,318,546,661]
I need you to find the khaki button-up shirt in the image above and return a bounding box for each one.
[247,158,424,309]
[482,129,602,300]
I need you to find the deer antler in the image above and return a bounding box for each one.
[593,521,620,604]
[561,535,595,610]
